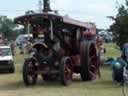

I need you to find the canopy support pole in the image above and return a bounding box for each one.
[50,20,53,40]
[27,21,31,41]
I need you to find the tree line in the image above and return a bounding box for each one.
[110,0,128,49]
[0,16,26,40]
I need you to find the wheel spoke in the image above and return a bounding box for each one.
[90,46,94,52]
[89,71,96,78]
[90,55,95,60]
[65,64,71,80]
[62,58,72,85]
[89,59,95,66]
[89,53,97,72]
[90,65,96,68]
[65,66,71,73]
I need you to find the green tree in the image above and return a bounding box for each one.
[0,16,17,40]
[110,0,128,48]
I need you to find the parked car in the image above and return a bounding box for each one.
[0,45,15,73]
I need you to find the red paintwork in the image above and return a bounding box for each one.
[64,61,72,82]
[83,27,96,35]
[89,44,97,80]
[71,55,80,66]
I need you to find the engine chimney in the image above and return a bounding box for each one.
[43,0,52,13]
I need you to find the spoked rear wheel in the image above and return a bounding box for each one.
[80,41,97,81]
[60,57,73,86]
[23,59,37,86]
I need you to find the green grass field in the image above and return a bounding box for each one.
[0,43,127,96]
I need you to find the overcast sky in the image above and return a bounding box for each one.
[0,0,124,29]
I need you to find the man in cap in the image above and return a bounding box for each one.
[111,57,127,84]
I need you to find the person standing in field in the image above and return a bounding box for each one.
[10,40,16,56]
[111,57,127,84]
[0,35,4,45]
[19,37,25,54]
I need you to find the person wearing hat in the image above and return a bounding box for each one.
[111,57,127,84]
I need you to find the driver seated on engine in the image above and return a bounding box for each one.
[32,26,45,43]
[36,27,46,42]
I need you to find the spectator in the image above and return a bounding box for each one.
[4,38,8,45]
[111,57,127,84]
[96,35,102,49]
[123,64,128,84]
[19,38,25,54]
[0,35,4,44]
[98,45,106,65]
[10,40,16,56]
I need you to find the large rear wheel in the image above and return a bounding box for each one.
[23,59,37,86]
[60,57,73,86]
[80,41,97,81]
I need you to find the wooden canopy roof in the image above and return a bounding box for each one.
[14,13,95,29]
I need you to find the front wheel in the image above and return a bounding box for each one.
[23,59,37,86]
[60,57,73,86]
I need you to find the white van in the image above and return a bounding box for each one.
[0,45,15,73]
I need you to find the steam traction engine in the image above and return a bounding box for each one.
[14,0,99,86]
